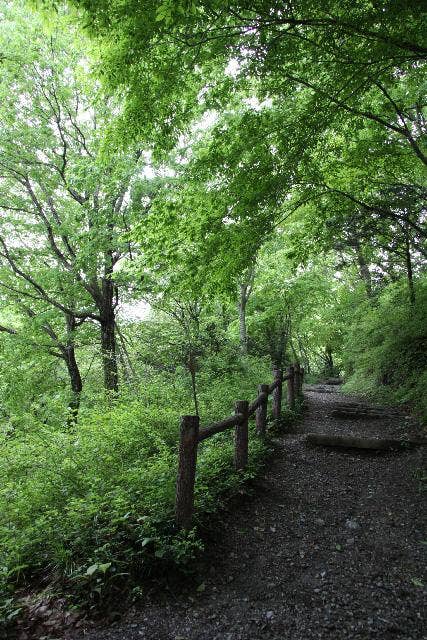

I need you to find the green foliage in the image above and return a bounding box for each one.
[0,354,273,611]
[0,0,425,626]
[343,277,427,422]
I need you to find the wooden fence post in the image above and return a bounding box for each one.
[175,415,199,529]
[256,384,269,436]
[287,365,295,409]
[234,400,249,470]
[294,363,301,395]
[300,366,305,391]
[272,369,282,424]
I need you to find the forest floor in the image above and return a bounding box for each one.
[70,386,425,639]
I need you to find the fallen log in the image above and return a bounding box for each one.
[331,409,387,419]
[305,385,336,394]
[322,377,344,385]
[330,405,401,419]
[305,433,423,450]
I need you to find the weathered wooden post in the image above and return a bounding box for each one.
[286,365,295,409]
[175,415,199,529]
[256,384,269,436]
[234,400,249,470]
[294,363,301,395]
[272,368,282,424]
[300,366,305,392]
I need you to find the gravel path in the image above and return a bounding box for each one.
[74,386,426,640]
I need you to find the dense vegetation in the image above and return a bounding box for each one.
[0,0,425,627]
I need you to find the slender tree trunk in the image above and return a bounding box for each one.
[116,325,136,381]
[64,314,83,425]
[325,346,334,376]
[65,347,83,425]
[101,313,118,392]
[100,249,119,393]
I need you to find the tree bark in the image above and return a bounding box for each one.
[100,250,119,393]
[100,313,118,393]
[63,313,83,424]
[64,346,83,425]
[324,346,334,377]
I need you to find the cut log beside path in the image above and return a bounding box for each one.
[305,432,426,450]
[330,402,402,420]
[322,377,343,385]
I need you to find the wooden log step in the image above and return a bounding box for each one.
[331,410,382,419]
[330,407,400,419]
[322,377,344,385]
[305,385,336,394]
[305,433,421,450]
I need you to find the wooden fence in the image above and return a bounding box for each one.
[175,363,305,529]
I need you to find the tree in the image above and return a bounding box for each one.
[65,0,426,163]
[0,3,143,397]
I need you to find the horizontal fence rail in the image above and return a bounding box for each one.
[175,363,304,529]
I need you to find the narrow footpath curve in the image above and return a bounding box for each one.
[77,386,427,640]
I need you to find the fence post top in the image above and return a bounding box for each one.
[287,364,294,372]
[235,399,249,413]
[273,368,282,378]
[180,415,200,433]
[294,362,301,371]
[259,383,270,391]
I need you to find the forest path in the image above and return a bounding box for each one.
[76,386,426,640]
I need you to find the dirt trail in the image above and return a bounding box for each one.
[76,386,426,640]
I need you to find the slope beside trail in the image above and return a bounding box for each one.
[75,385,426,640]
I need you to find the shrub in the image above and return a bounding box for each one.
[0,355,274,616]
[342,277,427,422]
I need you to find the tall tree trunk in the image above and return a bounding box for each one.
[325,345,334,377]
[101,312,118,392]
[64,314,83,425]
[100,249,119,393]
[64,347,83,425]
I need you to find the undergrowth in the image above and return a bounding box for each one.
[0,354,298,630]
[342,278,427,423]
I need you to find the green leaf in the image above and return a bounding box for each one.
[86,563,98,576]
[140,537,152,547]
[411,577,424,587]
[98,562,112,574]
